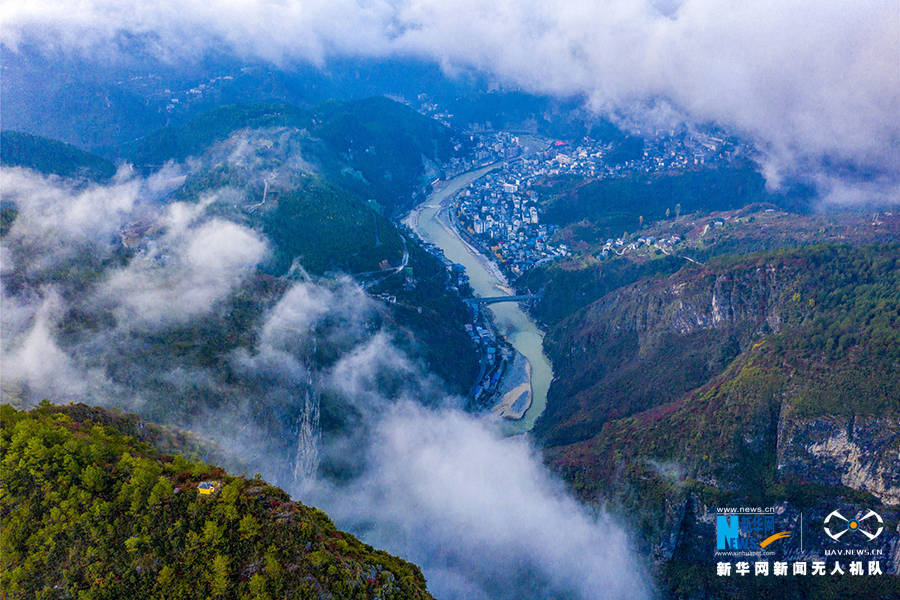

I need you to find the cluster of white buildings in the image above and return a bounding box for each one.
[454,168,569,276]
[598,235,682,259]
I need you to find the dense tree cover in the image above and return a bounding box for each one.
[259,174,404,276]
[541,244,900,600]
[127,98,459,215]
[535,243,900,447]
[0,403,433,600]
[312,97,460,215]
[41,403,240,470]
[0,131,116,181]
[126,104,312,169]
[536,164,812,241]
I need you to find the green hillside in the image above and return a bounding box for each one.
[128,97,460,215]
[535,243,900,447]
[547,244,900,490]
[174,165,405,276]
[548,341,899,599]
[1,130,116,181]
[536,164,812,241]
[534,243,900,598]
[520,206,899,328]
[0,402,433,600]
[312,97,459,214]
[547,338,899,599]
[126,103,312,168]
[260,174,403,276]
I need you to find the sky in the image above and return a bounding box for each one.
[0,2,896,595]
[2,0,898,190]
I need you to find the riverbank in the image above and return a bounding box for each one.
[436,200,512,295]
[404,165,553,433]
[492,353,532,419]
[432,191,532,418]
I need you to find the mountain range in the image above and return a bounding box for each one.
[2,80,897,598]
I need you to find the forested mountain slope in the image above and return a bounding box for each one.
[0,403,433,600]
[535,244,900,446]
[535,244,900,598]
[128,98,461,215]
[1,131,116,182]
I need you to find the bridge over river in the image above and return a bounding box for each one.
[465,294,542,306]
[403,163,553,433]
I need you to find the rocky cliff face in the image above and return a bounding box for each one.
[539,245,900,597]
[778,410,900,506]
[546,352,900,594]
[536,255,813,446]
[584,263,789,340]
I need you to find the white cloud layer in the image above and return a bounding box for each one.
[0,167,266,331]
[306,402,652,600]
[2,0,898,179]
[0,289,105,401]
[101,216,267,329]
[1,163,652,598]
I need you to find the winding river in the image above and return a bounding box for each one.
[404,166,553,433]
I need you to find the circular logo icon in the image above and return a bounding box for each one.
[824,509,883,541]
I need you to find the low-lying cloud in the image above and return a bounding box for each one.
[102,216,267,329]
[305,402,651,600]
[1,163,652,598]
[0,289,104,402]
[3,0,898,184]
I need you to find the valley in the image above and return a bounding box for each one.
[405,164,554,431]
[1,43,898,599]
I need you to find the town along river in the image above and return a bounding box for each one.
[404,166,553,433]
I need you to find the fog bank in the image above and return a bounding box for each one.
[3,0,898,185]
[0,164,652,598]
